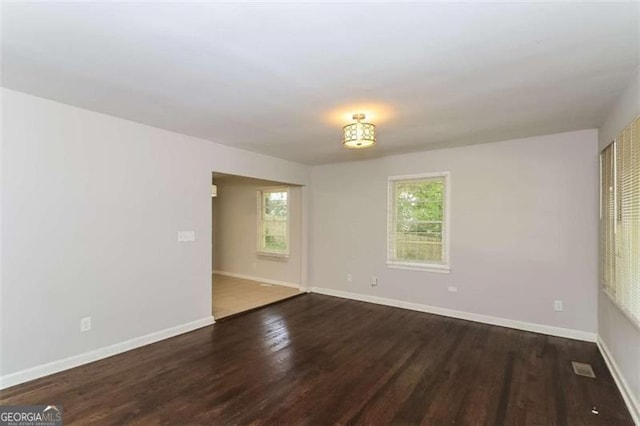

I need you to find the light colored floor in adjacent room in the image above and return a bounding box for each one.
[212,274,301,319]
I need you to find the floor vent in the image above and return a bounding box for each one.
[571,361,596,378]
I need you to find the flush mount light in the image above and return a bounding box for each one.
[342,113,376,149]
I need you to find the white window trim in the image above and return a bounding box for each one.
[256,187,290,260]
[386,172,451,273]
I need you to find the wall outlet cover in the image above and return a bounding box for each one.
[80,317,92,332]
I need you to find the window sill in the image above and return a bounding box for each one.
[602,287,640,332]
[256,251,289,262]
[386,262,451,274]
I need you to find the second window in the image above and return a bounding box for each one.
[257,187,289,257]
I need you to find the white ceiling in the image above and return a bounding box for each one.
[3,2,639,165]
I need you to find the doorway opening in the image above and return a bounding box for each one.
[211,172,304,319]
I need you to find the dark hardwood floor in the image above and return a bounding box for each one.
[0,294,633,425]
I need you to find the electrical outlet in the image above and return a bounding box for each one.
[347,273,353,282]
[371,276,378,287]
[447,286,458,293]
[80,317,92,332]
[554,300,563,312]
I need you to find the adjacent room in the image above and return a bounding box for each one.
[1,2,639,425]
[211,173,303,319]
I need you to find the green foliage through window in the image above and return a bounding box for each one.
[389,176,447,265]
[259,189,289,253]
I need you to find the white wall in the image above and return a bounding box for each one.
[212,175,302,285]
[597,70,640,419]
[0,89,308,381]
[309,129,599,335]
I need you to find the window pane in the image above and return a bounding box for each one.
[265,235,287,251]
[264,191,287,218]
[396,240,443,262]
[258,189,289,254]
[396,180,443,202]
[264,221,287,238]
[397,202,443,222]
[389,176,447,266]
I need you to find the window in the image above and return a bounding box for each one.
[600,115,640,327]
[257,187,289,258]
[387,172,450,272]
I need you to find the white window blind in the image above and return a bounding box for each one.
[387,172,450,272]
[600,115,640,326]
[257,188,289,257]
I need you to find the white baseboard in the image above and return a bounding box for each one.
[0,316,215,390]
[213,270,303,291]
[310,287,597,342]
[597,337,640,425]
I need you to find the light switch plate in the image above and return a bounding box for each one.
[178,231,196,242]
[554,300,563,312]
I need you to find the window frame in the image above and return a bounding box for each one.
[386,172,451,273]
[256,187,290,260]
[599,115,640,331]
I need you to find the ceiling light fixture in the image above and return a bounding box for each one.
[342,113,376,149]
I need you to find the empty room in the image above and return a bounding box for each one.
[211,173,304,319]
[1,2,639,425]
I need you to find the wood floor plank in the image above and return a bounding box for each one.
[0,294,633,425]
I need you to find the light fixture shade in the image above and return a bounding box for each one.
[342,113,376,149]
